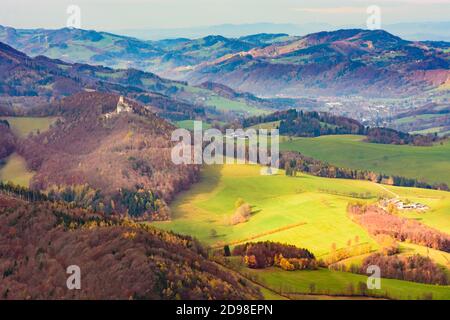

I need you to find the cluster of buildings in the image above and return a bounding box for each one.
[382,198,429,211]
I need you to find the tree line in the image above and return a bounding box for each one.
[242,109,447,146]
[280,151,449,191]
[232,241,317,271]
[243,109,365,137]
[0,181,168,220]
[366,127,443,146]
[360,253,448,285]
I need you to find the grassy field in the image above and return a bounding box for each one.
[180,84,268,116]
[242,267,450,300]
[334,243,450,272]
[0,116,57,139]
[153,163,450,256]
[0,153,34,187]
[152,163,450,299]
[410,127,446,135]
[247,121,281,130]
[154,164,380,256]
[399,243,450,271]
[280,135,450,187]
[175,120,212,130]
[394,114,442,125]
[205,96,266,116]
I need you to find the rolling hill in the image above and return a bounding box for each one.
[0,40,273,121]
[389,103,450,135]
[2,26,448,99]
[183,29,450,97]
[0,25,163,71]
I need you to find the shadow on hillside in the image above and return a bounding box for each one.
[169,164,223,219]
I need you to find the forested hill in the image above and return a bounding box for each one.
[0,41,208,121]
[243,109,366,137]
[18,92,200,219]
[0,193,262,299]
[2,26,448,98]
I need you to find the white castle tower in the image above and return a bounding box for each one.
[116,96,133,114]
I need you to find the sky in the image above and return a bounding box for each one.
[1,0,450,31]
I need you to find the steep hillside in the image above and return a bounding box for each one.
[153,35,256,75]
[17,92,200,219]
[0,40,215,120]
[0,194,262,300]
[0,120,15,160]
[0,40,272,120]
[390,103,450,135]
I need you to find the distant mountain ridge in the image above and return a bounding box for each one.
[1,25,448,98]
[0,40,227,120]
[111,22,450,41]
[182,29,449,97]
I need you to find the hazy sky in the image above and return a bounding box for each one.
[1,0,450,30]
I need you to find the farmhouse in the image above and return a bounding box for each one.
[382,198,429,211]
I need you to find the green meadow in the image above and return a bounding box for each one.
[154,164,379,256]
[1,116,57,139]
[242,267,450,300]
[181,84,268,116]
[205,96,266,115]
[0,153,34,187]
[247,120,281,130]
[280,135,450,187]
[152,163,450,299]
[334,242,450,274]
[175,120,212,130]
[0,116,55,187]
[153,163,450,256]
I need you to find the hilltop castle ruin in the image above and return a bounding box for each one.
[103,96,133,119]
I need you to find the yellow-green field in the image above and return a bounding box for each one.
[241,267,450,300]
[376,184,450,234]
[0,116,57,139]
[399,243,450,271]
[205,96,266,115]
[0,153,34,187]
[334,242,450,274]
[247,121,281,130]
[153,163,450,256]
[280,135,450,187]
[152,163,450,299]
[175,120,212,131]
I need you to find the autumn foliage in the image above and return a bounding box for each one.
[17,92,200,219]
[0,120,15,160]
[360,253,448,285]
[0,194,262,300]
[348,203,450,252]
[232,242,317,271]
